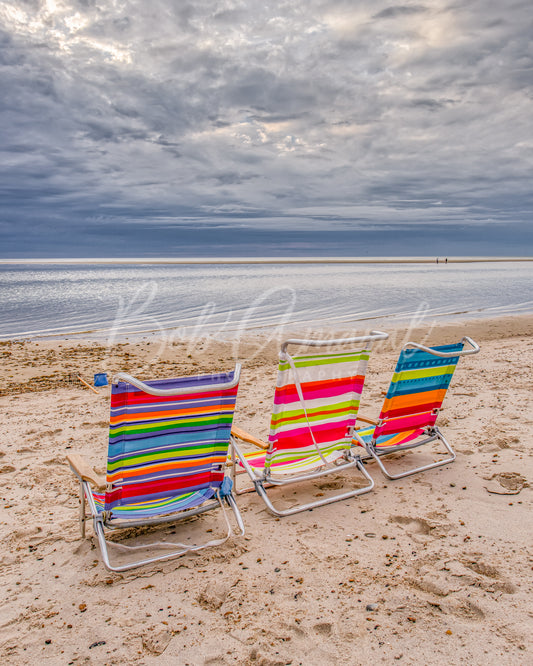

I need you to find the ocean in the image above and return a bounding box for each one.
[0,260,532,341]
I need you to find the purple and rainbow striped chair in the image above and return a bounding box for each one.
[68,365,244,572]
[231,332,388,516]
[353,337,480,479]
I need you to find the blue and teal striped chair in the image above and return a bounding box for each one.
[353,337,480,479]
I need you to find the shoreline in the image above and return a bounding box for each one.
[1,255,533,265]
[2,310,533,345]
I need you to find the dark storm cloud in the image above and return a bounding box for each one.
[0,0,532,256]
[373,5,428,20]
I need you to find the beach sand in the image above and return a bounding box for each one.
[0,316,532,664]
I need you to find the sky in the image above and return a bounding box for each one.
[1,0,532,257]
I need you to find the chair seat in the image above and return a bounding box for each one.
[91,487,216,522]
[354,425,426,449]
[236,447,347,476]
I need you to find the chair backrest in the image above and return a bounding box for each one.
[266,346,372,469]
[105,369,239,513]
[372,342,464,440]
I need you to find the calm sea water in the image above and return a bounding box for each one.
[0,262,532,341]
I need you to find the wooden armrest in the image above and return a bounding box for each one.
[356,415,379,427]
[231,425,269,450]
[67,453,107,491]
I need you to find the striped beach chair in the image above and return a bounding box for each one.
[231,332,388,516]
[353,337,480,479]
[67,365,244,572]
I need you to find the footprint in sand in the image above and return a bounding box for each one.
[313,622,333,636]
[141,629,173,656]
[451,599,486,621]
[458,558,518,594]
[484,471,528,495]
[408,573,462,597]
[317,479,344,491]
[389,515,433,535]
[461,559,501,579]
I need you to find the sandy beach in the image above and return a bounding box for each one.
[0,315,532,665]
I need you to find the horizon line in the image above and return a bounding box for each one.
[0,256,532,266]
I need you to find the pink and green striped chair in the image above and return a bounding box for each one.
[67,365,244,572]
[231,332,388,516]
[352,337,480,479]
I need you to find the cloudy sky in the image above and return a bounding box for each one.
[1,0,532,257]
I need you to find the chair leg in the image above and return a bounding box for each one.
[367,430,456,480]
[252,458,375,517]
[230,438,268,495]
[94,523,220,572]
[79,480,87,538]
[225,492,245,537]
[93,493,245,573]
